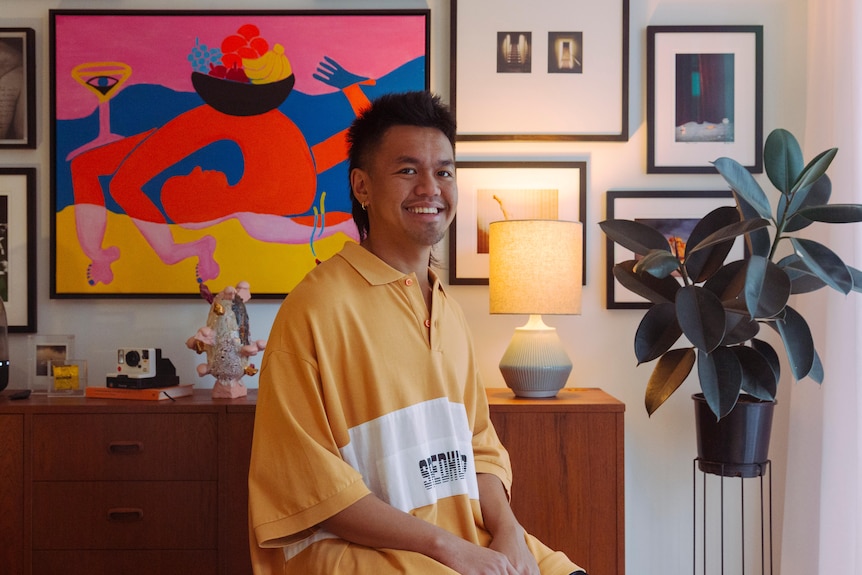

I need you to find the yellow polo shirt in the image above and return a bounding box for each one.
[248,242,580,574]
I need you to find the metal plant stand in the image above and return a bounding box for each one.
[693,459,773,575]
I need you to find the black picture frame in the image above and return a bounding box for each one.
[49,9,429,298]
[604,190,738,309]
[0,167,37,332]
[0,28,36,149]
[450,161,588,285]
[450,0,629,141]
[647,25,763,174]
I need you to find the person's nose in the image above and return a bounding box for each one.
[415,170,442,197]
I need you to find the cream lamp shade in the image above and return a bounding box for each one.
[489,219,583,398]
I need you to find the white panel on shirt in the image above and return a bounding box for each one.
[340,397,480,512]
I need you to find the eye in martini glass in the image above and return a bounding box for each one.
[67,61,132,160]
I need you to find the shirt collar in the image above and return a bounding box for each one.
[337,242,448,296]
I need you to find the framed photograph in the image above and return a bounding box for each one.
[604,190,739,309]
[647,25,763,174]
[450,161,587,285]
[50,9,430,298]
[450,0,629,141]
[27,334,75,393]
[0,28,36,149]
[0,168,37,332]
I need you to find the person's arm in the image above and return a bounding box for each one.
[477,473,541,575]
[321,492,518,575]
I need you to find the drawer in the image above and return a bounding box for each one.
[32,413,217,480]
[33,550,217,575]
[33,481,217,549]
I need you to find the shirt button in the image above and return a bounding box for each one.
[424,319,431,328]
[405,278,414,286]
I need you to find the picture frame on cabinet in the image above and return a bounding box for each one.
[450,0,629,141]
[647,25,763,174]
[0,168,36,332]
[450,161,587,285]
[49,9,430,298]
[27,334,75,393]
[0,28,36,149]
[604,190,739,309]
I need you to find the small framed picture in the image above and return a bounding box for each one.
[0,168,37,333]
[604,190,739,309]
[450,161,587,285]
[27,334,75,393]
[0,28,36,149]
[647,25,763,174]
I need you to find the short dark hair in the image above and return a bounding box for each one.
[347,91,456,241]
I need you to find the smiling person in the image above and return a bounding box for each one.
[248,91,586,575]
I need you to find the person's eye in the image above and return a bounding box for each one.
[438,169,454,178]
[399,167,417,175]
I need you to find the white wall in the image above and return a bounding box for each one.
[3,0,812,573]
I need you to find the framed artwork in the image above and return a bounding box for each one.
[0,168,36,332]
[604,190,740,309]
[50,9,430,298]
[647,25,763,174]
[450,0,629,141]
[0,28,36,149]
[27,334,75,393]
[450,161,587,285]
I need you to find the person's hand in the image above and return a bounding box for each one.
[435,536,520,575]
[487,523,540,575]
[312,56,369,89]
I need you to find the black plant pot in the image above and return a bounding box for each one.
[693,393,775,478]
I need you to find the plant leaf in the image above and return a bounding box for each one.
[613,261,681,304]
[698,347,743,420]
[744,255,791,318]
[764,128,804,194]
[733,345,778,401]
[634,249,683,279]
[683,207,740,283]
[676,286,726,353]
[751,338,781,383]
[776,254,828,293]
[703,260,747,302]
[850,266,862,293]
[645,347,695,416]
[722,313,760,345]
[635,303,683,364]
[773,306,815,380]
[734,192,772,257]
[796,203,862,224]
[808,348,824,384]
[791,237,853,294]
[790,147,838,196]
[783,174,832,232]
[600,219,672,256]
[713,157,773,220]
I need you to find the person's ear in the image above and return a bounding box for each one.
[350,168,370,208]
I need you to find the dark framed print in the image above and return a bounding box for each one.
[50,9,429,298]
[604,190,739,309]
[0,28,36,149]
[450,161,587,285]
[450,0,629,141]
[0,168,37,332]
[647,25,763,174]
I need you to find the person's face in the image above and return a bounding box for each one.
[352,125,456,250]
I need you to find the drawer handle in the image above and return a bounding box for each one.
[108,441,144,454]
[107,508,144,522]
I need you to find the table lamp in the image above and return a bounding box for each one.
[489,219,583,398]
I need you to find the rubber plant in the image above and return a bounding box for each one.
[600,128,862,420]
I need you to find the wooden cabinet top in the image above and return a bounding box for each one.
[486,387,625,413]
[0,388,258,414]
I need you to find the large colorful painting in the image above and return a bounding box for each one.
[50,10,429,298]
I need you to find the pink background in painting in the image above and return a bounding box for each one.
[54,14,427,119]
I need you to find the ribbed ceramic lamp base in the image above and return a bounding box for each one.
[499,318,572,398]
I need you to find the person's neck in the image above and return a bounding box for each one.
[360,238,431,283]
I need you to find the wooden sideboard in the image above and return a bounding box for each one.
[487,388,625,575]
[0,387,623,575]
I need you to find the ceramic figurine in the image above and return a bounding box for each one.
[186,281,266,398]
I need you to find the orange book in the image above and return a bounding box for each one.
[85,383,194,401]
